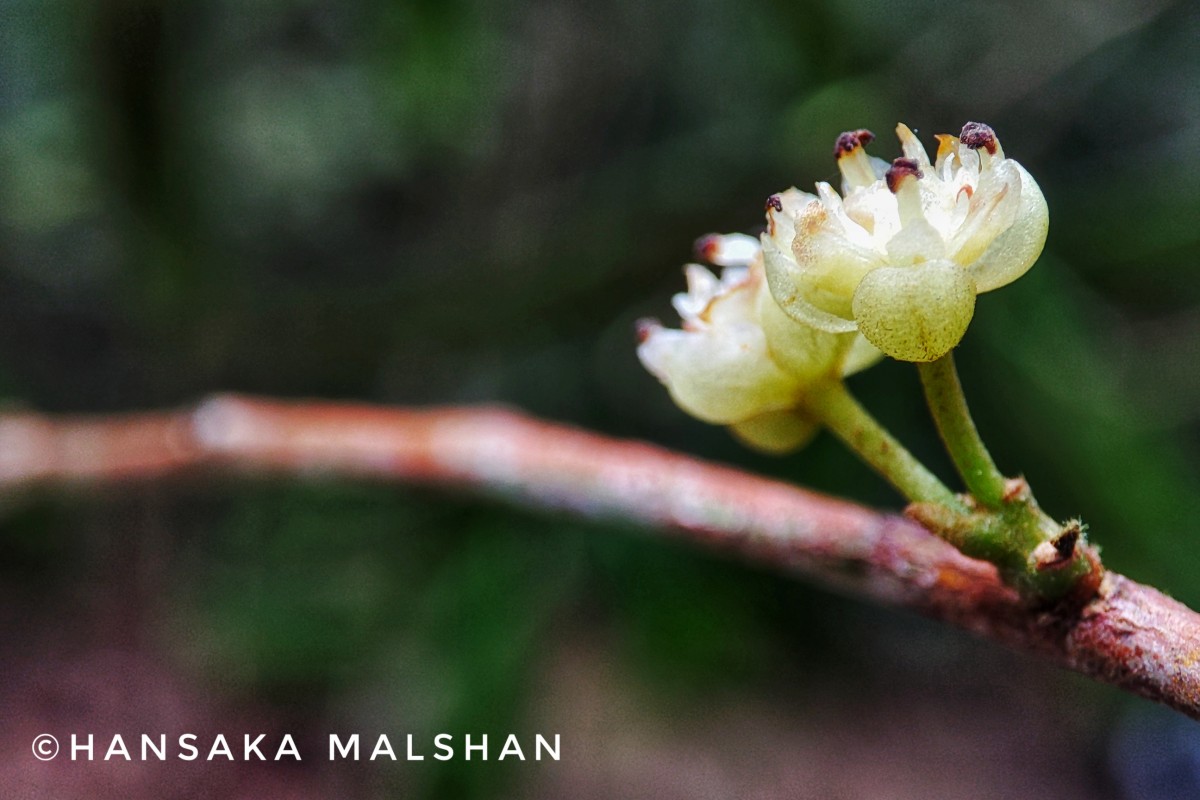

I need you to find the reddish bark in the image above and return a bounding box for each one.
[2,395,1198,719]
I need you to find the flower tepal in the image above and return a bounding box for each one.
[637,233,879,453]
[763,122,1048,362]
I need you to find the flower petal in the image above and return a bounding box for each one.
[755,277,852,382]
[762,231,862,333]
[639,279,803,423]
[764,188,816,252]
[637,326,801,423]
[946,158,1022,266]
[969,161,1049,292]
[851,261,977,362]
[729,410,819,454]
[763,185,885,331]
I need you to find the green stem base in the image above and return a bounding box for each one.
[808,371,1102,605]
[907,483,1101,604]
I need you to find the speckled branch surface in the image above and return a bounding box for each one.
[1,395,1198,719]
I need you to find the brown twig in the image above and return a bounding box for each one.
[1,394,1199,719]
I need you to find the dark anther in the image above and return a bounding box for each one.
[693,234,718,261]
[834,129,875,159]
[634,318,660,344]
[959,121,998,154]
[885,158,923,193]
[765,195,784,213]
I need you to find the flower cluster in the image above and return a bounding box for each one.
[639,122,1047,451]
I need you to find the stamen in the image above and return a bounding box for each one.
[959,121,1005,167]
[885,158,925,225]
[885,158,922,192]
[695,234,720,262]
[959,122,998,154]
[765,194,784,237]
[834,129,878,190]
[895,123,931,169]
[934,134,959,177]
[634,318,661,344]
[694,233,759,267]
[833,129,875,158]
[682,264,719,299]
[815,181,844,209]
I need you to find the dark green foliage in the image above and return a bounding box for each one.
[1,0,1197,796]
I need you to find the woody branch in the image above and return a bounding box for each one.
[1,394,1198,719]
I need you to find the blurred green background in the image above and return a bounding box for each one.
[1,0,1198,797]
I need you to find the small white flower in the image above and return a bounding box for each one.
[763,122,1048,362]
[638,234,880,452]
[637,251,799,426]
